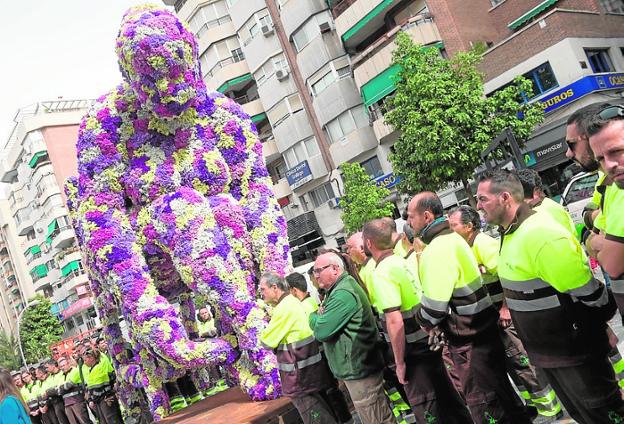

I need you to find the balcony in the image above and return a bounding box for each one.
[352,14,441,90]
[262,138,281,165]
[58,250,81,273]
[372,116,399,144]
[203,57,250,93]
[335,0,403,50]
[16,213,35,236]
[61,269,88,294]
[329,126,378,164]
[50,225,75,250]
[272,177,292,199]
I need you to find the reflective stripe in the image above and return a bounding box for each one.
[506,295,561,312]
[566,277,601,297]
[420,307,444,325]
[420,296,449,313]
[455,296,492,315]
[610,279,624,294]
[277,352,323,372]
[452,279,482,297]
[62,390,81,398]
[500,277,551,292]
[490,293,504,303]
[580,286,609,307]
[277,335,316,351]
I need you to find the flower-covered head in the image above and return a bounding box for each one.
[116,4,203,118]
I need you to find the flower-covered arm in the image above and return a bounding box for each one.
[213,94,291,275]
[75,93,234,368]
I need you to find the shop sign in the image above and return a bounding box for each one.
[286,160,313,189]
[374,173,401,189]
[538,73,624,114]
[525,141,565,167]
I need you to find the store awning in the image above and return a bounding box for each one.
[508,0,558,30]
[362,64,401,108]
[31,264,48,278]
[28,151,48,168]
[342,0,394,42]
[216,73,253,94]
[25,245,41,256]
[61,260,80,277]
[47,219,58,236]
[251,112,267,124]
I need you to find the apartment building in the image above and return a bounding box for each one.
[0,99,97,337]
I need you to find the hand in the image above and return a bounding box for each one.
[586,233,605,258]
[318,306,325,314]
[427,327,445,352]
[499,304,512,329]
[395,361,408,385]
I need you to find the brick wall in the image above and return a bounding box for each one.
[480,10,624,81]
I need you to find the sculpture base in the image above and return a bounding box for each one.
[161,387,299,423]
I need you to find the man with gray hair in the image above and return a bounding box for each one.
[309,252,394,424]
[259,272,338,424]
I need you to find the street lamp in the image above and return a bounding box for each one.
[16,299,40,367]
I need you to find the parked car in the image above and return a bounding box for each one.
[560,171,600,241]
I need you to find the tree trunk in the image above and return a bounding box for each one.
[462,177,477,208]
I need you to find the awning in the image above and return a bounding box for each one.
[342,0,394,42]
[251,112,267,124]
[216,73,253,94]
[25,245,41,256]
[362,64,401,107]
[47,219,58,236]
[508,0,558,30]
[521,117,568,172]
[28,151,48,168]
[31,264,48,278]
[61,260,80,277]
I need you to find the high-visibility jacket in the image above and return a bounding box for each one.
[58,368,85,406]
[498,204,615,368]
[85,353,116,400]
[393,239,409,260]
[534,197,576,237]
[592,171,607,232]
[198,319,217,338]
[371,252,427,356]
[358,257,376,304]
[416,220,498,344]
[300,295,318,317]
[260,294,331,397]
[21,382,39,411]
[46,371,64,399]
[602,183,624,311]
[469,232,503,306]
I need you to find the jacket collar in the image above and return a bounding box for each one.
[421,217,452,245]
[499,203,535,237]
[467,230,479,247]
[374,250,394,267]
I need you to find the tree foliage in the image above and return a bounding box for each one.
[339,162,395,234]
[19,296,63,364]
[0,331,20,370]
[385,32,544,200]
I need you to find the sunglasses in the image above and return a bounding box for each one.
[598,105,624,121]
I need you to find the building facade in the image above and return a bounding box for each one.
[0,99,98,337]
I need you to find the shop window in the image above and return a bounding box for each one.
[360,156,384,179]
[585,49,615,73]
[524,62,558,98]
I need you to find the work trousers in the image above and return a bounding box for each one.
[448,335,531,424]
[343,372,395,424]
[64,401,91,424]
[404,351,472,424]
[319,385,352,423]
[542,355,624,423]
[30,414,43,424]
[94,395,123,424]
[50,398,70,424]
[291,392,339,424]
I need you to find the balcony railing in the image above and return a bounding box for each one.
[196,15,232,38]
[330,0,358,18]
[203,53,246,80]
[233,93,260,105]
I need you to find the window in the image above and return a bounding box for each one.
[292,11,332,52]
[490,0,504,6]
[283,138,321,169]
[231,48,244,62]
[241,10,272,45]
[585,49,615,73]
[600,0,624,13]
[360,156,384,179]
[325,107,369,143]
[309,183,336,208]
[188,1,230,38]
[309,56,351,97]
[267,93,304,128]
[253,54,288,86]
[563,173,600,205]
[496,62,559,101]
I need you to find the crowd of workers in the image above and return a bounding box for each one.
[258,102,624,424]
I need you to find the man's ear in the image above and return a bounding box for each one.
[501,192,512,204]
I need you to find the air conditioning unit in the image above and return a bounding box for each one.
[261,24,274,37]
[319,22,331,33]
[34,224,44,233]
[327,198,338,209]
[275,69,289,81]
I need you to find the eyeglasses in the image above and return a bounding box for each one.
[598,105,624,121]
[312,264,332,275]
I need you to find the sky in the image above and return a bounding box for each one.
[0,0,170,144]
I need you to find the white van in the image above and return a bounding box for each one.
[560,171,600,241]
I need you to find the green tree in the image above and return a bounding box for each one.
[0,331,20,370]
[19,296,63,364]
[339,162,395,234]
[385,32,544,204]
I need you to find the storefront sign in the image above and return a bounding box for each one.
[538,73,624,114]
[61,297,93,319]
[374,173,401,189]
[286,160,313,189]
[525,141,566,167]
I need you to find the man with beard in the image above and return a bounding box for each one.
[476,170,621,423]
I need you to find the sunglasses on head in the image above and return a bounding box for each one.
[597,105,624,121]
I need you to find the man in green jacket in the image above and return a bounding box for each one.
[309,252,394,424]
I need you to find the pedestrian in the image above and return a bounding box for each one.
[0,368,30,424]
[449,205,562,422]
[286,272,318,315]
[515,168,576,236]
[81,347,123,424]
[45,359,70,424]
[259,272,338,424]
[57,356,91,424]
[362,219,472,424]
[344,232,375,299]
[407,192,530,424]
[36,364,57,424]
[309,252,394,424]
[197,307,218,338]
[477,170,623,423]
[21,369,41,424]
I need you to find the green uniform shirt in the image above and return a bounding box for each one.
[301,295,318,317]
[603,183,624,242]
[358,258,376,304]
[371,254,421,315]
[260,294,314,349]
[534,197,576,237]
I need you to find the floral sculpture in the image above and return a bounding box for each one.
[66,4,290,421]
